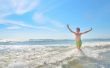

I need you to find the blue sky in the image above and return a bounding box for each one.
[0,0,110,40]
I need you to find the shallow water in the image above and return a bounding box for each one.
[0,42,110,68]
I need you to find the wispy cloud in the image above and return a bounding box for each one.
[0,0,47,30]
[33,13,65,28]
[11,0,39,15]
[0,0,64,32]
[50,20,65,28]
[33,13,48,24]
[6,26,21,30]
[0,19,34,29]
[32,0,66,29]
[38,0,66,14]
[0,0,39,17]
[0,19,57,31]
[0,0,12,18]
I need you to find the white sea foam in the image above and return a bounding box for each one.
[0,41,110,68]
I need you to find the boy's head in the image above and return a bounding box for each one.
[76,27,80,32]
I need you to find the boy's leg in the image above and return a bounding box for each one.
[77,45,81,50]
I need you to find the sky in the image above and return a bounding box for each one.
[0,0,110,40]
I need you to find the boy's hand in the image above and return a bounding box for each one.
[67,24,69,27]
[90,27,92,30]
[67,24,69,26]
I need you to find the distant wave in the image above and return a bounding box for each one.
[0,39,110,45]
[0,39,73,45]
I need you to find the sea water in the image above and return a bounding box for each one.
[0,39,110,68]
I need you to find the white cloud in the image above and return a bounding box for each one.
[11,0,39,15]
[33,13,65,28]
[0,0,61,31]
[0,0,12,18]
[34,26,57,31]
[50,20,65,28]
[0,19,34,29]
[7,26,21,30]
[0,0,39,17]
[32,0,65,29]
[33,13,47,24]
[37,0,66,14]
[0,0,44,30]
[0,19,57,31]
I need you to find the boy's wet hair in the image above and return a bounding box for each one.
[76,27,80,31]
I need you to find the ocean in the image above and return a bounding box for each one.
[0,39,110,68]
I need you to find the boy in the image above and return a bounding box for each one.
[67,24,92,51]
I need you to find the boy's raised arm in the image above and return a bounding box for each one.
[81,28,92,34]
[67,24,75,34]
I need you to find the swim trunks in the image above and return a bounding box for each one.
[76,40,82,47]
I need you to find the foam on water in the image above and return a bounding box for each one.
[0,41,110,68]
